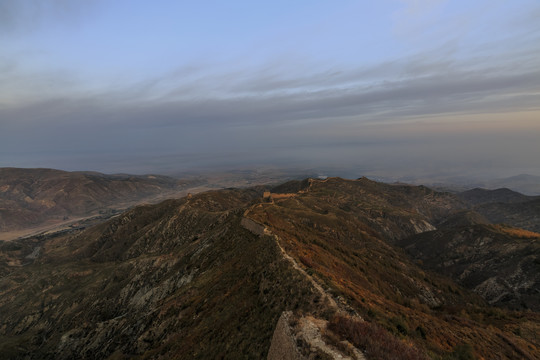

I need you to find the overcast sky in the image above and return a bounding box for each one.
[1,0,539,178]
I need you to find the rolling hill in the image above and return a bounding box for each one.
[456,187,540,233]
[485,174,540,196]
[0,168,201,239]
[457,187,537,206]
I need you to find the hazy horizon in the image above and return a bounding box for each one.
[1,1,539,179]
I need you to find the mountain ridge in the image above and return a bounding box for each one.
[0,176,539,359]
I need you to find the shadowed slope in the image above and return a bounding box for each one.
[401,224,540,311]
[456,187,540,233]
[0,188,321,359]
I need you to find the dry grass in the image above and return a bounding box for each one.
[494,224,540,239]
[246,179,540,359]
[328,315,430,360]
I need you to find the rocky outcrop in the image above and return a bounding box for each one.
[401,224,540,310]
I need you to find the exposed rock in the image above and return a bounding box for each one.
[401,224,540,310]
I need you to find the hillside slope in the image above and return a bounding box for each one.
[401,224,540,311]
[246,178,539,359]
[473,199,540,233]
[0,177,538,359]
[0,188,322,359]
[456,187,540,233]
[0,168,198,237]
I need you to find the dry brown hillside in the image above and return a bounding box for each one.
[0,168,200,238]
[0,177,538,359]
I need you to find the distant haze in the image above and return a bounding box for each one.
[1,1,539,178]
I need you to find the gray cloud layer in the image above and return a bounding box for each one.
[1,8,540,177]
[4,54,539,127]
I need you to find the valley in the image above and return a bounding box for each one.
[0,168,214,241]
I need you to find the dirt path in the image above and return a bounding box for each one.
[243,203,367,360]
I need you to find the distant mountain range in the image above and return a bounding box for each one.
[485,174,540,196]
[1,173,539,359]
[457,187,537,205]
[0,168,204,239]
[406,173,540,196]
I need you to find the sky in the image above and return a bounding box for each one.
[1,0,539,179]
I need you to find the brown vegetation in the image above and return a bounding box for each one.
[328,315,429,360]
[0,167,198,237]
[247,177,540,359]
[494,224,540,239]
[1,176,539,359]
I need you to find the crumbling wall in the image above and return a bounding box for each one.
[267,311,304,360]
